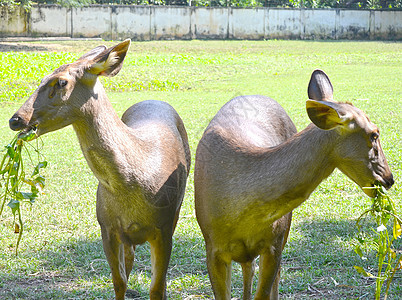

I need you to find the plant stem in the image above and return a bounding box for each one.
[15,206,23,256]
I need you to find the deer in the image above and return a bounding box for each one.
[9,40,191,300]
[194,69,394,299]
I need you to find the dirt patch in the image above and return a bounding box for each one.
[0,42,57,52]
[0,37,104,53]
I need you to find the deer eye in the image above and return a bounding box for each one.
[58,79,68,88]
[370,132,379,142]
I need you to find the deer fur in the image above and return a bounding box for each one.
[194,69,394,299]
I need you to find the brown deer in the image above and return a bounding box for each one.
[9,40,191,300]
[194,69,394,299]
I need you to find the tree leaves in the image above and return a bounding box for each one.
[0,128,47,255]
[354,185,402,300]
[32,161,47,177]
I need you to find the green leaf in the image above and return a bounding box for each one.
[354,266,375,278]
[378,238,387,256]
[34,175,45,186]
[354,245,364,258]
[10,176,17,190]
[0,164,9,175]
[6,145,15,159]
[16,191,37,200]
[393,219,401,239]
[32,161,48,177]
[10,162,19,176]
[18,129,37,142]
[357,236,366,244]
[7,199,20,215]
[33,176,45,193]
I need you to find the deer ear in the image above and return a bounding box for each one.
[308,69,334,101]
[306,100,350,130]
[87,39,131,77]
[77,45,107,61]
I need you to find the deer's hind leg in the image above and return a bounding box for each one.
[149,227,174,300]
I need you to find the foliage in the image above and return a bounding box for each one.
[0,128,47,256]
[0,0,31,10]
[1,0,401,10]
[354,185,402,300]
[35,0,94,6]
[0,0,93,9]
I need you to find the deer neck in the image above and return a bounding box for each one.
[252,124,339,219]
[71,83,142,192]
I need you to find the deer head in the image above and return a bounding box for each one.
[9,39,131,137]
[306,70,394,197]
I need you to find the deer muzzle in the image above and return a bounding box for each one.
[9,114,27,131]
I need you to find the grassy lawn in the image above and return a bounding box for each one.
[0,40,401,299]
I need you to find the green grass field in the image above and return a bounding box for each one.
[0,40,401,299]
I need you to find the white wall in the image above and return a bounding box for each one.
[0,7,27,35]
[31,6,71,36]
[191,8,229,39]
[1,5,401,40]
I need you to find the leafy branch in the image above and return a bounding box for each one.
[0,128,47,256]
[354,185,402,300]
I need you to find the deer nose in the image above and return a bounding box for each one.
[9,115,25,131]
[384,174,394,190]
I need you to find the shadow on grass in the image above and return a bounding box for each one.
[0,232,210,299]
[0,217,401,299]
[0,43,50,52]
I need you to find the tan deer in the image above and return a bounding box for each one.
[9,40,191,300]
[194,69,394,299]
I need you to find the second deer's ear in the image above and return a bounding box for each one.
[88,39,131,77]
[306,100,350,130]
[308,69,334,101]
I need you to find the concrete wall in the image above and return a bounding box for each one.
[1,5,401,40]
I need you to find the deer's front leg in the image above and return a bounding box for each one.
[101,227,127,300]
[254,248,282,300]
[241,260,255,300]
[206,243,232,300]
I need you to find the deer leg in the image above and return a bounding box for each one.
[149,229,172,300]
[254,248,282,300]
[269,213,292,299]
[270,266,281,299]
[241,260,255,300]
[101,227,127,300]
[123,244,136,297]
[172,207,181,231]
[206,243,232,300]
[254,213,292,299]
[124,244,135,280]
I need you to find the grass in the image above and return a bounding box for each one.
[0,40,401,299]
